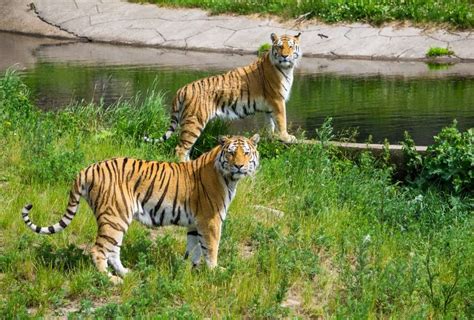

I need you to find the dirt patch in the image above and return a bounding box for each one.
[37,295,121,319]
[281,248,341,318]
[239,241,255,259]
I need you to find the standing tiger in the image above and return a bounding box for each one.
[145,32,302,162]
[21,135,260,284]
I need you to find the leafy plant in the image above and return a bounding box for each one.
[0,69,37,135]
[20,121,85,184]
[426,47,455,58]
[403,121,473,193]
[258,43,272,57]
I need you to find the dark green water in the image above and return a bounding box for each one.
[20,62,474,145]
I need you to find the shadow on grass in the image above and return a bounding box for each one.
[35,241,91,272]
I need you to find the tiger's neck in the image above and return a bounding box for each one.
[262,53,295,101]
[187,147,238,220]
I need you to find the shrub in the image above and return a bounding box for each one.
[403,121,473,193]
[426,47,455,58]
[20,120,85,184]
[0,69,38,135]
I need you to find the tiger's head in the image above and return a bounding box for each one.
[216,134,260,180]
[270,32,302,69]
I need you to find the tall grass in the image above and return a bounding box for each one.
[135,0,474,29]
[0,70,472,318]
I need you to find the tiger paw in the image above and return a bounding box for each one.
[279,134,297,144]
[109,275,123,285]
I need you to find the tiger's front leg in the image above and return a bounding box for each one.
[270,99,297,143]
[184,228,202,267]
[265,112,276,136]
[196,217,222,268]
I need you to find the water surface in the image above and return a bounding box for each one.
[3,32,474,145]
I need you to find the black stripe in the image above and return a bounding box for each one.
[59,220,67,228]
[275,65,289,81]
[172,207,181,225]
[187,230,199,236]
[122,158,128,182]
[142,173,158,205]
[152,174,172,223]
[133,176,142,193]
[158,208,166,226]
[88,165,96,197]
[99,234,118,246]
[48,226,55,234]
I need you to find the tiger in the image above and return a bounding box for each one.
[21,134,260,284]
[145,32,302,162]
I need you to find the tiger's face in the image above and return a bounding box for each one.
[270,32,302,69]
[217,134,260,180]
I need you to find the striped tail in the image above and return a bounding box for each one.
[21,184,81,235]
[143,93,182,143]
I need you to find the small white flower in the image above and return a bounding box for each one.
[414,195,424,202]
[363,234,371,244]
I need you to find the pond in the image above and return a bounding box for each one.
[3,32,474,145]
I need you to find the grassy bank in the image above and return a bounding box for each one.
[0,70,473,318]
[133,0,474,29]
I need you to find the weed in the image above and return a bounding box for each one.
[426,47,455,57]
[403,121,473,193]
[258,43,272,57]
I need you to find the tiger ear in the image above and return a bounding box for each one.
[218,135,229,146]
[270,33,279,43]
[250,134,260,146]
[294,32,301,39]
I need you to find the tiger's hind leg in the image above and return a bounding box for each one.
[176,115,207,162]
[109,247,129,277]
[91,244,123,284]
[92,217,130,284]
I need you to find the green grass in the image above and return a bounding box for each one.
[426,47,456,57]
[0,70,473,318]
[133,0,474,29]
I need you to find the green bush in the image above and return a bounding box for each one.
[0,69,37,135]
[20,119,85,184]
[426,47,455,58]
[403,121,473,193]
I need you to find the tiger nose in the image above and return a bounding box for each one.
[235,164,243,170]
[281,54,289,58]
